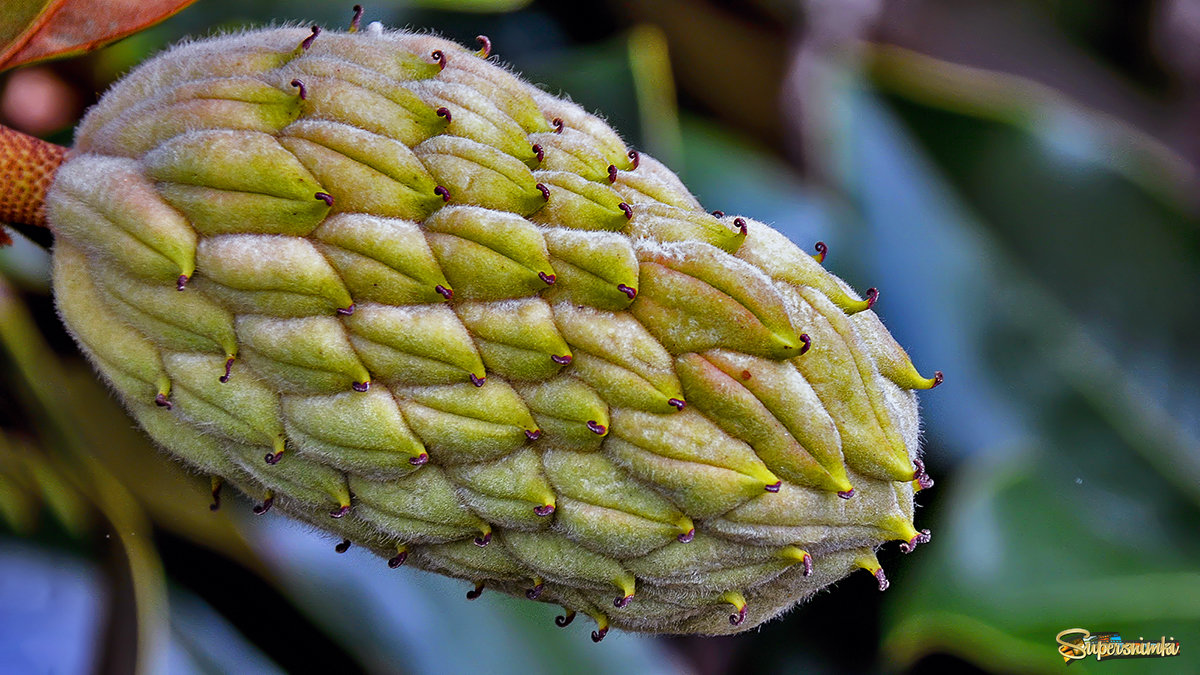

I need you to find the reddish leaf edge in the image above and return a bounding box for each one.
[0,0,199,72]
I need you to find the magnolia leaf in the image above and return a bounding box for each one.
[0,0,197,71]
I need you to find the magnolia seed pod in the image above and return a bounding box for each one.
[36,18,942,639]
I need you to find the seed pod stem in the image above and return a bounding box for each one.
[0,125,68,238]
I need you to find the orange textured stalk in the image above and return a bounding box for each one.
[0,124,68,237]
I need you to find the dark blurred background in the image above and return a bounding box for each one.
[1,1,1198,673]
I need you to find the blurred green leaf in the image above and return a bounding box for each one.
[885,442,1200,674]
[863,45,1195,210]
[166,587,284,674]
[628,23,682,170]
[0,434,92,537]
[819,73,1200,673]
[0,439,41,535]
[0,229,51,290]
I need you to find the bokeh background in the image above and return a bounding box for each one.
[1,1,1198,673]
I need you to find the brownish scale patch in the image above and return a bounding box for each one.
[0,125,67,233]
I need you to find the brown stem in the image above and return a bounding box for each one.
[0,124,68,238]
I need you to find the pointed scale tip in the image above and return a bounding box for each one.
[253,496,274,515]
[875,568,890,591]
[474,531,491,547]
[329,504,351,519]
[469,373,486,387]
[865,287,879,309]
[533,504,555,517]
[853,554,887,589]
[431,49,446,70]
[825,471,854,496]
[525,429,543,441]
[912,458,934,491]
[780,549,816,576]
[764,481,782,493]
[907,368,944,391]
[813,241,828,263]
[586,420,607,435]
[435,284,453,300]
[264,450,283,465]
[526,582,545,600]
[209,479,222,511]
[779,547,814,574]
[351,381,370,392]
[176,274,189,291]
[335,539,351,553]
[349,5,363,32]
[614,594,633,609]
[388,551,408,568]
[301,25,320,50]
[409,452,429,466]
[555,611,576,627]
[466,582,484,600]
[798,333,812,356]
[154,393,172,409]
[591,628,608,643]
[475,35,492,58]
[677,528,695,543]
[914,474,935,492]
[219,356,234,383]
[720,591,747,627]
[899,528,932,554]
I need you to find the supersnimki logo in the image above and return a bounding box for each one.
[1056,629,1180,664]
